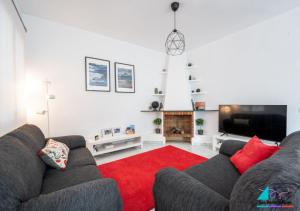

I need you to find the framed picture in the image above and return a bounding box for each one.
[85,57,110,92]
[101,128,113,138]
[112,127,121,136]
[125,125,135,135]
[115,62,135,93]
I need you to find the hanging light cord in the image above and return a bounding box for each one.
[173,11,177,30]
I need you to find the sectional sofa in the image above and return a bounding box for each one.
[0,124,122,211]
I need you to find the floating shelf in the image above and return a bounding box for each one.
[191,92,206,95]
[194,109,219,112]
[188,80,201,83]
[152,94,165,96]
[141,110,163,112]
[187,66,198,70]
[161,71,168,75]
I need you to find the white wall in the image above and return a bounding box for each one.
[24,15,165,138]
[188,7,300,138]
[0,0,26,136]
[164,53,193,111]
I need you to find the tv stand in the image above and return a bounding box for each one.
[212,134,249,152]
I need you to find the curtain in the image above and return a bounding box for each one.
[0,0,26,135]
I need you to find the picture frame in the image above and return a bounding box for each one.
[112,127,121,136]
[101,128,113,138]
[115,62,135,93]
[85,57,110,92]
[125,125,135,135]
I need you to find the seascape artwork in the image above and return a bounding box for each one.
[115,62,135,93]
[117,68,133,88]
[85,57,110,92]
[89,63,108,87]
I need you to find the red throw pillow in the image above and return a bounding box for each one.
[230,136,280,174]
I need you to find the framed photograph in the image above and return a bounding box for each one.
[85,57,110,92]
[125,125,135,135]
[101,128,113,138]
[112,127,121,136]
[115,62,135,93]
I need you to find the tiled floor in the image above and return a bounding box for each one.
[95,141,217,165]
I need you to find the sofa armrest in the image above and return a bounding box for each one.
[153,168,229,211]
[219,140,246,156]
[20,179,122,211]
[47,135,86,149]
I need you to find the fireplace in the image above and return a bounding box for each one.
[163,111,194,142]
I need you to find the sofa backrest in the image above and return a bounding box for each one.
[0,125,46,210]
[230,131,300,210]
[7,124,46,151]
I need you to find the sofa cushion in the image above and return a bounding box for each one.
[41,165,102,194]
[0,136,45,210]
[230,131,300,211]
[185,154,240,199]
[7,124,47,180]
[7,124,46,151]
[230,136,280,174]
[66,148,96,169]
[39,139,70,169]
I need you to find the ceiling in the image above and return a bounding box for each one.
[16,0,300,52]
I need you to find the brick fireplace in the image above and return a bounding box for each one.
[163,111,194,142]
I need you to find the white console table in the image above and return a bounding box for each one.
[212,134,249,152]
[212,134,276,152]
[86,134,142,156]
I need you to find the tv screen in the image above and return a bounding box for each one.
[219,105,287,142]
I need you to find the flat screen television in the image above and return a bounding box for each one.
[219,105,287,142]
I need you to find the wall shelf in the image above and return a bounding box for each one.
[194,109,219,112]
[152,94,165,96]
[187,66,198,70]
[191,92,206,95]
[188,80,201,83]
[141,110,163,112]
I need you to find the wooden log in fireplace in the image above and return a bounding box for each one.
[163,111,194,142]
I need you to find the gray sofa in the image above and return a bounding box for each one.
[0,124,122,211]
[154,131,300,211]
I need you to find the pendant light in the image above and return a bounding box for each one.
[165,2,185,56]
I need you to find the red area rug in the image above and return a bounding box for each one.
[98,145,208,211]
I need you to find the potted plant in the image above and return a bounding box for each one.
[153,118,162,134]
[195,118,204,135]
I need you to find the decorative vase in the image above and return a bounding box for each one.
[154,88,159,94]
[155,128,161,134]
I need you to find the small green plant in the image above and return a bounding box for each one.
[195,118,204,135]
[195,118,204,126]
[153,118,162,134]
[153,118,162,125]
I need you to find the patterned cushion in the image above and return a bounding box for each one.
[38,139,70,169]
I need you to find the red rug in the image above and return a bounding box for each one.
[97,145,208,211]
